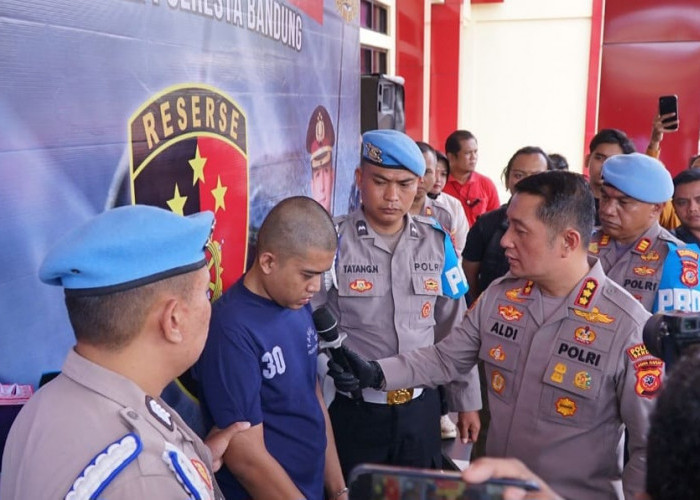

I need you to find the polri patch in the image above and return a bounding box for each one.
[574,326,596,345]
[634,359,663,398]
[626,343,650,361]
[555,397,577,417]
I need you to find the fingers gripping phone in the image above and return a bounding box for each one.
[659,95,679,130]
[348,464,539,500]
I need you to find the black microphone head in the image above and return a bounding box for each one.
[312,307,339,342]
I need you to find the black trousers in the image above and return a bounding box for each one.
[329,389,442,480]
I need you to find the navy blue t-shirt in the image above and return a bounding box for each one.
[194,278,326,499]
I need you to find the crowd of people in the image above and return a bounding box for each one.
[3,111,700,500]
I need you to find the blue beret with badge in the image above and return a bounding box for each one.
[602,153,673,203]
[362,129,426,177]
[39,205,214,296]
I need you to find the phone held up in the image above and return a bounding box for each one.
[659,95,679,131]
[348,463,540,500]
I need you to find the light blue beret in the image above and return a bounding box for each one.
[40,205,214,296]
[602,153,673,203]
[362,129,426,177]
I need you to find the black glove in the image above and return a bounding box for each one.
[326,360,361,394]
[340,345,384,389]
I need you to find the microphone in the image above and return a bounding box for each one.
[312,307,364,401]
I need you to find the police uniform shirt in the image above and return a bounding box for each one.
[377,259,659,500]
[590,222,682,311]
[1,350,220,500]
[314,209,480,410]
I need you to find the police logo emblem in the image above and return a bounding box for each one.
[349,279,373,293]
[424,278,439,292]
[489,344,506,362]
[421,301,431,318]
[129,84,249,300]
[572,306,614,324]
[681,259,699,287]
[574,326,596,345]
[633,266,656,276]
[505,287,525,303]
[365,142,383,163]
[498,304,524,322]
[550,363,567,383]
[491,371,505,394]
[574,371,592,390]
[641,250,660,262]
[555,397,577,417]
[634,359,663,398]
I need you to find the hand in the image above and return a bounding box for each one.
[327,360,361,393]
[204,421,251,471]
[340,345,384,389]
[457,410,481,444]
[649,113,678,149]
[463,457,564,500]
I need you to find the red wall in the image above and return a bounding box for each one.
[395,0,425,141]
[598,0,700,174]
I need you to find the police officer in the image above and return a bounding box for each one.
[338,172,659,500]
[589,153,682,311]
[313,129,481,478]
[1,205,248,499]
[307,105,336,213]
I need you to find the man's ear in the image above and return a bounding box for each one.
[354,166,362,186]
[562,228,582,256]
[258,251,277,275]
[158,297,183,344]
[650,202,665,218]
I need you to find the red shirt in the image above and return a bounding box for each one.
[443,171,500,226]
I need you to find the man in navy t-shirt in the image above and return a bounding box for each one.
[195,197,347,500]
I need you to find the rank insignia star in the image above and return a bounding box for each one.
[574,278,598,308]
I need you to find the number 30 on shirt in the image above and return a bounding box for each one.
[261,346,287,379]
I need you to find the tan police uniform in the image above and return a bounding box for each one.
[589,222,682,311]
[422,197,459,257]
[1,350,221,500]
[314,209,480,475]
[377,259,660,500]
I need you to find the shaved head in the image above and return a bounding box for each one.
[257,196,337,259]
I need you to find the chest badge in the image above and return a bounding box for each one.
[633,266,656,276]
[574,371,592,390]
[641,250,660,262]
[498,304,524,322]
[555,397,577,417]
[146,396,174,431]
[491,371,505,394]
[574,326,597,345]
[573,307,614,324]
[505,287,525,303]
[634,359,664,399]
[349,279,373,293]
[550,363,567,383]
[424,278,439,292]
[421,301,431,318]
[489,344,506,362]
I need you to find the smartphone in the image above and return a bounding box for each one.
[659,95,679,130]
[348,463,540,500]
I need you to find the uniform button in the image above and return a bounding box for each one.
[127,410,138,419]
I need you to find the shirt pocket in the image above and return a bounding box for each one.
[538,357,604,427]
[478,339,520,402]
[336,271,389,329]
[408,273,441,328]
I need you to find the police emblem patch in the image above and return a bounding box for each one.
[680,256,699,288]
[574,278,597,308]
[489,344,506,362]
[505,287,525,303]
[365,142,383,163]
[129,84,249,301]
[491,371,505,394]
[555,397,577,417]
[424,278,439,292]
[634,359,663,398]
[421,301,431,318]
[626,343,651,361]
[641,250,660,262]
[574,371,592,390]
[633,266,656,276]
[498,304,524,322]
[349,279,373,293]
[574,326,596,345]
[572,307,614,324]
[550,363,567,383]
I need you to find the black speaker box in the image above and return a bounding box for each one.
[361,74,406,133]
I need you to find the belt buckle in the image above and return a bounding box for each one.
[386,388,414,405]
